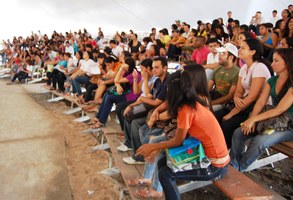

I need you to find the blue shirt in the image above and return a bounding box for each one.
[151,73,170,101]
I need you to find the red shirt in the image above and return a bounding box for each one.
[191,46,210,65]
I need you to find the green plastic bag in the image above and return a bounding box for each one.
[166,137,210,172]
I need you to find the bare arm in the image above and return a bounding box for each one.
[241,87,293,134]
[136,128,188,157]
[208,80,215,91]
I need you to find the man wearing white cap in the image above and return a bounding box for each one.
[208,43,240,111]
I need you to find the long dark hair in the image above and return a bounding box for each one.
[124,57,136,76]
[274,48,293,99]
[244,38,274,76]
[282,17,293,38]
[167,64,211,117]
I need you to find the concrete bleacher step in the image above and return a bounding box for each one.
[80,128,103,134]
[245,153,288,172]
[47,96,64,102]
[0,74,10,78]
[64,107,82,115]
[74,115,90,122]
[99,166,121,176]
[27,78,43,84]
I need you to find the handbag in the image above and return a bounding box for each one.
[124,103,153,122]
[164,119,177,140]
[166,137,210,172]
[90,74,102,84]
[256,105,293,135]
[107,83,130,95]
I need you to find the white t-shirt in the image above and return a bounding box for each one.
[111,46,123,57]
[146,42,153,51]
[239,62,271,97]
[141,75,157,97]
[67,58,78,73]
[270,16,280,26]
[80,59,100,75]
[98,38,107,49]
[65,46,74,58]
[206,52,219,81]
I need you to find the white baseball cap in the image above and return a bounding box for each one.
[216,43,238,57]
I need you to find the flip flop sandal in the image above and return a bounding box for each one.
[134,188,163,199]
[90,122,104,129]
[127,178,151,187]
[88,118,99,125]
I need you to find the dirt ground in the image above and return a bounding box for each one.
[30,92,293,200]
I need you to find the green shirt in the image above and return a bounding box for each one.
[268,76,293,116]
[212,65,239,96]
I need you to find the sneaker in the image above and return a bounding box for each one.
[117,143,132,152]
[123,157,145,165]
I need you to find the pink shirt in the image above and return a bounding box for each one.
[191,46,210,65]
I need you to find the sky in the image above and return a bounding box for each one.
[0,0,291,42]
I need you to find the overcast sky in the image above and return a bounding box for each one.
[0,0,291,41]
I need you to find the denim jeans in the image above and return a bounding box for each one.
[230,128,293,172]
[158,156,229,200]
[139,124,165,145]
[123,116,146,161]
[72,75,90,96]
[95,92,126,125]
[143,135,167,192]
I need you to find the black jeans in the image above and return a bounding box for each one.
[84,83,98,102]
[12,71,28,82]
[115,100,135,131]
[215,108,249,148]
[158,156,229,200]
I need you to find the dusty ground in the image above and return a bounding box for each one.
[30,92,293,200]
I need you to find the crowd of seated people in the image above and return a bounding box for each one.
[1,5,293,199]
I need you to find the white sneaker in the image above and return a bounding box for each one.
[117,143,132,152]
[123,157,145,165]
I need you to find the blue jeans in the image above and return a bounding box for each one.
[139,124,165,145]
[230,128,293,172]
[158,156,228,200]
[72,75,90,96]
[95,92,126,125]
[143,135,167,192]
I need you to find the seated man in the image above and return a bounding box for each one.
[191,36,210,65]
[166,29,186,60]
[208,43,239,111]
[120,57,169,165]
[203,38,220,81]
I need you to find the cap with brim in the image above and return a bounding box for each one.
[216,43,238,57]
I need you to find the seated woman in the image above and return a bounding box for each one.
[115,58,155,130]
[89,57,141,128]
[230,48,293,172]
[215,39,272,148]
[180,28,197,61]
[70,51,100,102]
[88,52,128,106]
[83,53,107,104]
[7,59,34,84]
[136,64,230,200]
[257,23,278,61]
